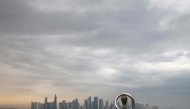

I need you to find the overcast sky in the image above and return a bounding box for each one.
[0,0,190,109]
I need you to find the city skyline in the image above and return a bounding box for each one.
[0,0,190,109]
[0,94,177,109]
[30,94,160,109]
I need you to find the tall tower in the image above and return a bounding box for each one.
[44,97,48,109]
[94,97,98,109]
[88,96,91,109]
[99,99,103,109]
[84,99,88,109]
[105,100,109,109]
[75,99,79,109]
[72,100,75,109]
[53,94,57,109]
[31,101,34,109]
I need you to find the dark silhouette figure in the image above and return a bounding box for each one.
[121,95,128,109]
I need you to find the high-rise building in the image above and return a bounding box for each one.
[112,100,115,109]
[94,97,98,109]
[145,103,151,109]
[31,102,39,109]
[152,105,159,109]
[68,102,72,109]
[105,100,109,109]
[45,97,48,109]
[31,102,43,109]
[84,99,88,109]
[53,95,57,109]
[72,100,75,109]
[31,94,57,109]
[134,103,145,109]
[59,100,67,109]
[74,99,79,109]
[110,102,114,109]
[99,99,103,109]
[88,97,91,109]
[91,101,94,109]
[134,103,159,109]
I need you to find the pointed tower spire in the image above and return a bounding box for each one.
[53,94,57,109]
[44,97,47,109]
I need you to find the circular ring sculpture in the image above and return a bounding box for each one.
[114,93,135,109]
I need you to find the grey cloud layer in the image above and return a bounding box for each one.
[0,0,190,109]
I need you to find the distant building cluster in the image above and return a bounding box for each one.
[81,96,117,109]
[30,94,159,109]
[160,108,174,109]
[31,95,57,109]
[59,98,79,109]
[134,103,159,109]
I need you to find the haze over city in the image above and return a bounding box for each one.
[0,0,190,109]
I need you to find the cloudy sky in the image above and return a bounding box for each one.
[0,0,190,109]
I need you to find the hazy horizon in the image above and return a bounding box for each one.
[0,0,190,109]
[0,94,162,109]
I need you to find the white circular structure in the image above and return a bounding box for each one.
[114,93,135,109]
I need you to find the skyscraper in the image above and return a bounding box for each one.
[91,101,94,109]
[75,99,79,109]
[53,94,57,109]
[84,99,88,109]
[99,99,103,109]
[94,97,98,109]
[68,102,72,109]
[152,105,159,109]
[110,102,114,109]
[145,103,151,109]
[59,100,67,109]
[72,100,75,109]
[31,94,57,109]
[45,97,48,109]
[88,96,91,109]
[105,100,109,109]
